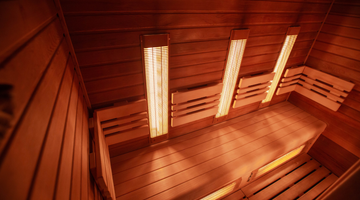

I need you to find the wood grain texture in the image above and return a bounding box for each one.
[289,92,360,176]
[302,0,360,178]
[59,0,331,108]
[111,102,326,199]
[0,2,99,198]
[309,135,359,177]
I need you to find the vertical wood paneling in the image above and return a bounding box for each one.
[0,1,100,200]
[29,59,75,200]
[0,38,69,200]
[70,90,84,200]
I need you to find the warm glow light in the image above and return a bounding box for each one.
[216,39,247,118]
[144,46,168,138]
[257,145,305,177]
[201,182,236,200]
[263,34,298,102]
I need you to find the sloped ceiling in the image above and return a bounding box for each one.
[60,0,333,109]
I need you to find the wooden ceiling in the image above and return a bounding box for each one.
[59,0,334,109]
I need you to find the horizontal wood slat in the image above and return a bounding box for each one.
[276,84,297,95]
[94,99,149,149]
[234,73,274,108]
[172,100,219,117]
[171,106,218,127]
[295,86,341,111]
[237,82,271,94]
[96,99,147,121]
[300,75,348,97]
[171,83,222,127]
[103,119,148,135]
[238,72,275,88]
[105,126,149,146]
[101,112,147,128]
[279,79,298,87]
[284,66,305,77]
[303,66,355,92]
[233,93,267,108]
[171,83,223,104]
[281,75,301,82]
[236,88,268,99]
[299,80,345,103]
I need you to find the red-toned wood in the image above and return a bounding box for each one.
[71,91,84,200]
[29,60,75,200]
[308,134,359,177]
[231,29,250,40]
[113,105,304,185]
[85,73,143,94]
[142,34,168,48]
[0,19,64,155]
[111,102,292,166]
[59,0,330,109]
[0,41,69,200]
[96,99,147,122]
[110,102,326,199]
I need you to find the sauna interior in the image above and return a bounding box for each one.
[1,0,360,199]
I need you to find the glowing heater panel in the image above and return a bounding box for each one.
[143,35,169,138]
[201,182,236,200]
[263,30,299,103]
[257,145,305,178]
[216,34,247,118]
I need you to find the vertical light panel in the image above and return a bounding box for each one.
[142,34,169,138]
[201,182,236,200]
[263,27,300,103]
[216,29,249,118]
[256,145,305,178]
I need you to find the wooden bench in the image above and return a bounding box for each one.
[277,66,355,111]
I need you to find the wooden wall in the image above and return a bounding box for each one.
[0,1,102,199]
[60,0,332,109]
[59,0,332,144]
[289,0,360,176]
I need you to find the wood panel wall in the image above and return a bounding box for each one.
[0,1,102,199]
[60,0,332,109]
[289,0,360,176]
[58,0,332,145]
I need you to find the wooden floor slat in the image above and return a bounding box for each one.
[249,159,321,200]
[274,167,330,200]
[298,174,337,200]
[110,102,327,200]
[241,153,312,196]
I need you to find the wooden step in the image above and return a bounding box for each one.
[242,153,312,196]
[240,154,338,200]
[248,159,321,200]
